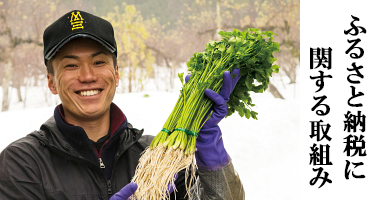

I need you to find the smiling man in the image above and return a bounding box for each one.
[0,10,244,200]
[47,38,119,142]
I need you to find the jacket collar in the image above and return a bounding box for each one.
[34,103,143,164]
[56,103,126,139]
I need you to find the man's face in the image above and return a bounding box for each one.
[47,38,119,122]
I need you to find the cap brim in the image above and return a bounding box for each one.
[44,33,116,61]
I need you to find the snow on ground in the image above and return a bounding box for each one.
[0,73,299,200]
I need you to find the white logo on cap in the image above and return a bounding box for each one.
[70,11,84,30]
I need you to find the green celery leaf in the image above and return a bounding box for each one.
[226,44,235,54]
[267,57,277,63]
[218,31,228,38]
[226,108,234,117]
[233,28,240,37]
[229,95,239,106]
[271,64,280,73]
[218,44,226,52]
[238,108,245,117]
[273,42,280,52]
[178,72,184,85]
[242,30,247,39]
[250,111,258,120]
[245,109,251,119]
[206,43,213,51]
[240,67,250,76]
[252,85,264,93]
[245,74,253,90]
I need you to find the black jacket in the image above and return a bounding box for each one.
[0,104,190,199]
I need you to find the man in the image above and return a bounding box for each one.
[0,10,244,200]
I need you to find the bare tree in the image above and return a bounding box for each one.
[0,0,83,111]
[0,0,52,111]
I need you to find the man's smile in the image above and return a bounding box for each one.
[75,89,104,97]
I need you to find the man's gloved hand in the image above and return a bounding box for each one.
[110,175,177,200]
[185,68,240,171]
[110,182,138,200]
[164,173,177,196]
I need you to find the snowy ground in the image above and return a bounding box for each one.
[0,73,299,199]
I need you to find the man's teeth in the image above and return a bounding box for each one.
[80,90,100,96]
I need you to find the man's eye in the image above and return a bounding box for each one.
[94,61,105,65]
[65,64,76,68]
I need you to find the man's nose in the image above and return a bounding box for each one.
[78,65,97,83]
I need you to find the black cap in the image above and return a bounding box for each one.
[43,10,117,64]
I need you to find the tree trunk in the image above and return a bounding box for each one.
[154,64,160,91]
[288,66,296,84]
[128,65,132,93]
[170,65,174,91]
[2,61,13,112]
[215,0,222,41]
[23,85,27,108]
[268,83,284,99]
[170,61,179,91]
[162,56,172,92]
[282,64,297,84]
[282,20,298,84]
[127,28,132,93]
[16,85,22,102]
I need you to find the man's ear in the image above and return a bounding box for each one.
[47,73,58,95]
[115,65,120,87]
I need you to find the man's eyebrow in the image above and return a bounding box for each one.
[91,52,107,57]
[60,52,106,61]
[62,55,79,60]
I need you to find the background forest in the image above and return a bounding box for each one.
[0,0,299,111]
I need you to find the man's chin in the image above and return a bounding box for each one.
[77,111,107,121]
[73,104,110,120]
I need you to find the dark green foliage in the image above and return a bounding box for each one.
[186,28,280,120]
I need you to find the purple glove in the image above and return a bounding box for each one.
[185,69,240,171]
[110,175,177,200]
[110,182,138,200]
[164,173,177,196]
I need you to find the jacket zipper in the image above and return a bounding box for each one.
[49,146,112,197]
[107,180,112,194]
[43,127,139,198]
[99,158,105,168]
[101,128,137,198]
[109,130,137,189]
[95,141,112,195]
[94,145,112,195]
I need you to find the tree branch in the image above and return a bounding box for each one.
[0,14,43,48]
[146,45,172,68]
